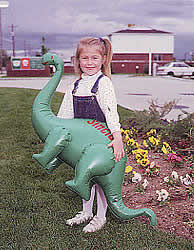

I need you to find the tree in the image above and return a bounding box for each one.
[0,49,9,69]
[41,36,50,55]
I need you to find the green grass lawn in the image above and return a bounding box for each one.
[0,87,193,249]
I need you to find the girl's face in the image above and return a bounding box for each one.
[79,46,105,76]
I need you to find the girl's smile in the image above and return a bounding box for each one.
[79,46,105,76]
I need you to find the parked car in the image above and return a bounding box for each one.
[157,62,194,77]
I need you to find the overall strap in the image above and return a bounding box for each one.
[91,74,104,94]
[72,79,81,95]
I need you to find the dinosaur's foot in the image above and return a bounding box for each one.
[44,157,63,174]
[32,154,62,174]
[65,179,91,201]
[32,154,48,169]
[143,208,157,227]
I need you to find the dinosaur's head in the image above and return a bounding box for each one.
[41,53,58,66]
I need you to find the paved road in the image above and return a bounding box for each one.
[0,75,193,120]
[112,75,194,120]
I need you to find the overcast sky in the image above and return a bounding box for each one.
[2,0,194,59]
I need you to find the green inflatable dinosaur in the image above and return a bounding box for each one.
[32,53,157,227]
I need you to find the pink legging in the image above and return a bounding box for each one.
[82,185,107,218]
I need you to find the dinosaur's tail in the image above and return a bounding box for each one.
[95,157,157,227]
[107,195,157,227]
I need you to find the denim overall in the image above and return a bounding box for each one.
[72,74,106,123]
[45,75,107,173]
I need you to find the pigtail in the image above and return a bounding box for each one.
[74,45,82,77]
[102,38,113,79]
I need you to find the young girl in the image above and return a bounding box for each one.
[57,37,124,233]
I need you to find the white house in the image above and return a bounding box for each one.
[108,25,174,74]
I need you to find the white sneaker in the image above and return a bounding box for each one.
[66,211,93,226]
[83,216,106,233]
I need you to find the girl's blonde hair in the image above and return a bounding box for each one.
[74,37,113,79]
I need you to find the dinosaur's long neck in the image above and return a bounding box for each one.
[32,62,63,111]
[32,61,64,140]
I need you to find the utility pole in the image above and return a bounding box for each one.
[24,40,27,56]
[9,24,17,57]
[0,8,2,71]
[0,0,9,72]
[28,42,32,57]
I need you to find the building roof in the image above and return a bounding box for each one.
[110,26,173,35]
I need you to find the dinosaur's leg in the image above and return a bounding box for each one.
[65,144,115,201]
[32,127,71,172]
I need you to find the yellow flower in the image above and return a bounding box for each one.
[162,142,172,153]
[137,148,143,154]
[163,142,171,150]
[132,171,136,175]
[146,129,156,137]
[155,138,160,146]
[143,140,148,148]
[141,149,148,156]
[124,130,130,135]
[135,142,140,148]
[132,149,138,155]
[120,128,125,134]
[148,136,159,146]
[146,132,151,137]
[143,155,149,160]
[140,158,150,167]
[151,129,156,135]
[163,142,169,147]
[125,134,130,140]
[127,138,135,146]
[125,165,133,173]
[148,136,155,144]
[135,153,142,160]
[161,145,169,154]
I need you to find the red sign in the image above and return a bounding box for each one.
[21,58,30,69]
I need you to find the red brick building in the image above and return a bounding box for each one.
[109,26,174,74]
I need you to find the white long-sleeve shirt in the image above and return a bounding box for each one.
[57,71,121,133]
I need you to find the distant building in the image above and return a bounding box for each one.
[63,58,74,74]
[109,25,174,74]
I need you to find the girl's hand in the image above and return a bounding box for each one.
[108,131,125,162]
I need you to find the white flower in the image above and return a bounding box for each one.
[171,171,178,180]
[180,176,184,184]
[182,174,192,186]
[132,173,142,183]
[156,189,169,202]
[142,178,149,189]
[164,176,169,183]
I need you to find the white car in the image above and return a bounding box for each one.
[157,62,194,77]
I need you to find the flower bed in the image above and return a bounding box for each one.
[121,127,193,241]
